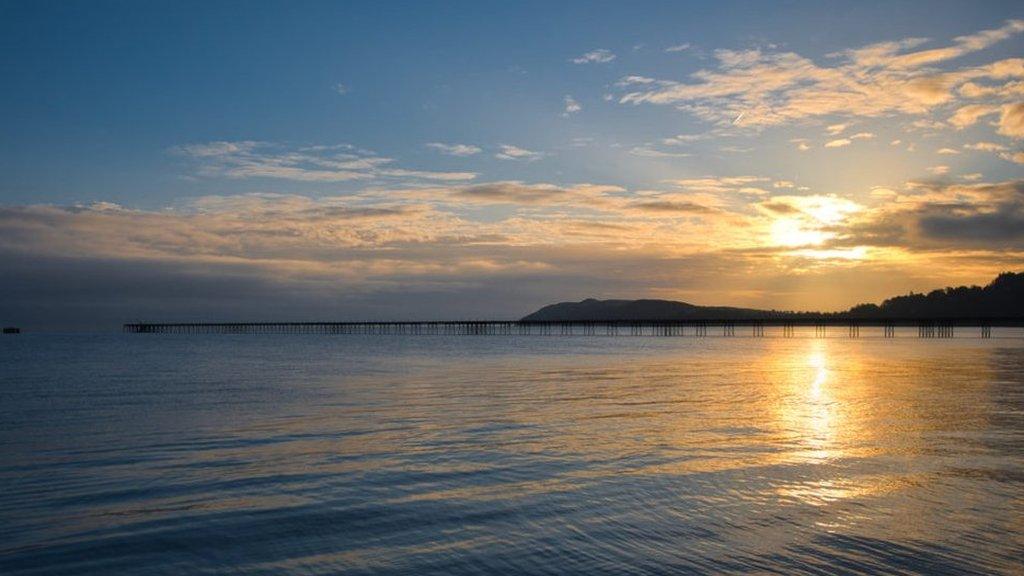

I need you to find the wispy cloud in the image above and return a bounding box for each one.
[495,145,545,161]
[562,95,582,116]
[826,123,848,135]
[665,43,691,53]
[443,181,621,206]
[426,142,482,156]
[662,133,709,146]
[175,141,477,183]
[667,175,772,196]
[572,49,616,64]
[629,146,691,158]
[964,141,1008,151]
[616,20,1024,128]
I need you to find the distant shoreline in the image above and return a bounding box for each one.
[520,272,1024,322]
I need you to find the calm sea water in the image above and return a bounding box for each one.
[2,332,1023,575]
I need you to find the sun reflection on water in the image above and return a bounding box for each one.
[804,342,835,463]
[809,346,828,399]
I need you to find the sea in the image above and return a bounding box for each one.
[2,331,1023,575]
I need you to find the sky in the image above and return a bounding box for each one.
[1,0,1023,329]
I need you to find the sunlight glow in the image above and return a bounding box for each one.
[789,246,869,261]
[767,196,863,260]
[770,218,830,247]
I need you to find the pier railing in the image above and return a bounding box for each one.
[124,318,1023,338]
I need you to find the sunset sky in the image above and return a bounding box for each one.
[2,1,1023,328]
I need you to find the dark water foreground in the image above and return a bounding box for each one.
[1,333,1023,575]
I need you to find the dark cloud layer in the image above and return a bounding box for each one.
[919,207,1024,241]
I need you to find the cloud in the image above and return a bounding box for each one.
[825,138,851,148]
[8,174,1024,329]
[839,179,1024,250]
[666,176,771,195]
[628,146,691,158]
[572,49,616,64]
[616,20,1024,127]
[562,95,582,116]
[791,138,811,151]
[959,79,1024,99]
[0,186,750,327]
[937,148,960,155]
[495,145,544,161]
[960,138,1022,163]
[445,181,621,206]
[176,141,261,157]
[826,123,848,135]
[919,208,1024,241]
[175,141,477,183]
[964,141,1008,151]
[662,133,708,145]
[333,83,350,95]
[627,199,718,214]
[757,194,861,222]
[948,104,1000,128]
[426,142,482,156]
[927,165,950,175]
[665,43,691,53]
[910,119,947,131]
[998,102,1024,138]
[850,132,875,140]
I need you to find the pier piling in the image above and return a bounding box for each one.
[123,318,1022,338]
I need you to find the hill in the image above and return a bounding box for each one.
[847,271,1024,318]
[521,271,1024,321]
[521,299,805,322]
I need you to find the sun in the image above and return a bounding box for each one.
[770,218,829,247]
[767,195,863,251]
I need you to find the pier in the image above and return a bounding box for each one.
[124,318,1023,338]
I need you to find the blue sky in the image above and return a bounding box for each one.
[1,1,1023,328]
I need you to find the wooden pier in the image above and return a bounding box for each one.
[124,318,1023,338]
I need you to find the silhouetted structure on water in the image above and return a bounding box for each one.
[125,272,1024,338]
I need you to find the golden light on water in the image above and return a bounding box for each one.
[804,342,835,463]
[809,346,828,399]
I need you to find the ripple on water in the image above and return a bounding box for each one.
[1,334,1023,574]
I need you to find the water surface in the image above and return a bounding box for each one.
[2,334,1023,574]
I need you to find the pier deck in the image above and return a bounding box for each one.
[124,318,1023,338]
